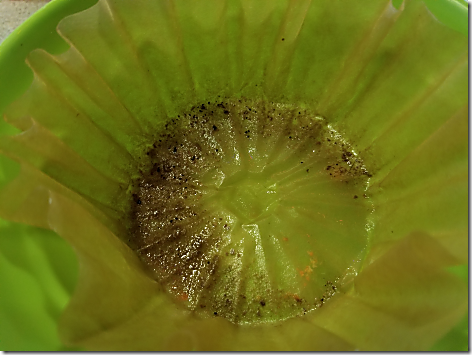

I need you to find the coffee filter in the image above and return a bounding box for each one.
[0,0,467,351]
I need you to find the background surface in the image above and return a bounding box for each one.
[0,0,50,44]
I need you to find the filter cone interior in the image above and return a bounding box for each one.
[0,0,467,351]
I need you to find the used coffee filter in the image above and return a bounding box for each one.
[0,0,467,351]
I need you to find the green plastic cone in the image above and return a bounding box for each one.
[0,0,467,351]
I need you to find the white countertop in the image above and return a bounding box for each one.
[0,0,50,44]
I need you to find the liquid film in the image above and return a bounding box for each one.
[128,98,373,325]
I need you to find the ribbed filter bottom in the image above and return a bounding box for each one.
[128,98,373,325]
